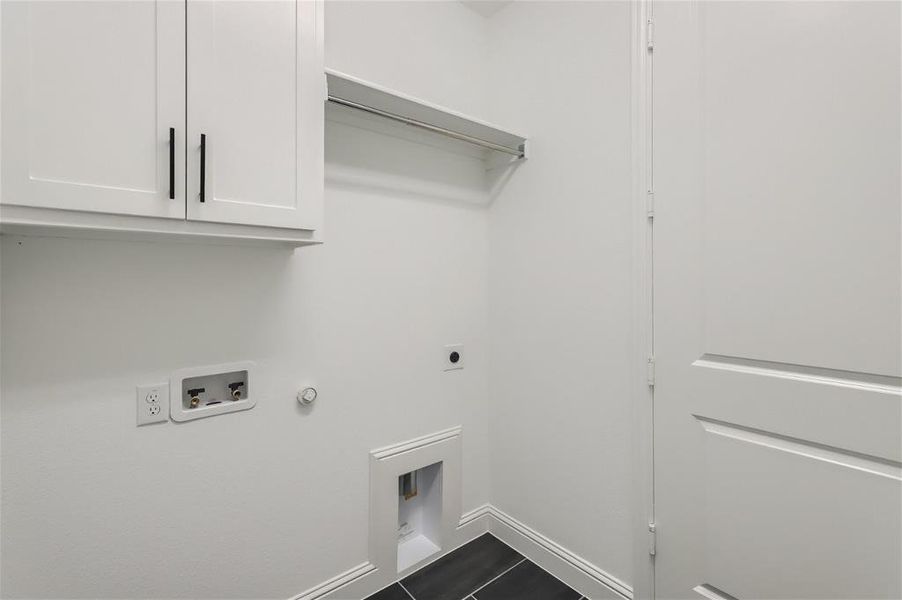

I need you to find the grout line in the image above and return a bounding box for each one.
[397,581,417,600]
[378,531,585,600]
[483,530,523,558]
[489,521,594,599]
[464,557,527,600]
[413,533,497,582]
[481,528,591,594]
[516,551,590,599]
[371,533,495,600]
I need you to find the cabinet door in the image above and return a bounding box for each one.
[186,0,324,231]
[1,1,185,218]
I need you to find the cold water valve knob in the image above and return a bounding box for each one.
[228,381,245,400]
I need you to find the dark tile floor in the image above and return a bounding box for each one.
[365,533,586,600]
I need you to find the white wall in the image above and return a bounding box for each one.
[1,2,639,597]
[326,1,488,117]
[485,0,635,586]
[0,2,493,598]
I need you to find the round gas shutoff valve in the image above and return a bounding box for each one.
[298,387,318,405]
[449,351,461,364]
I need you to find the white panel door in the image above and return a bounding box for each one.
[1,1,185,218]
[654,2,901,599]
[186,0,323,231]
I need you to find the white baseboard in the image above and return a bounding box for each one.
[291,562,377,600]
[457,503,493,528]
[291,504,632,600]
[303,505,488,600]
[486,505,632,600]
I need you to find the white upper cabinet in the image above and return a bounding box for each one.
[0,0,324,245]
[187,0,323,230]
[1,1,185,218]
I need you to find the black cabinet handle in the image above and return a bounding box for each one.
[199,133,206,203]
[168,127,175,199]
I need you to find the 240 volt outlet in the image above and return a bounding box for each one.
[443,344,465,371]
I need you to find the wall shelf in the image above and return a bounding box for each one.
[326,69,527,159]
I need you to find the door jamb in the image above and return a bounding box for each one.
[630,0,655,598]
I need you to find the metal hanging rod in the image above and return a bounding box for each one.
[328,95,526,158]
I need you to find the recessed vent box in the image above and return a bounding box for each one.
[369,427,462,581]
[397,463,443,572]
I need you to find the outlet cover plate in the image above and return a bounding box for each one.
[443,344,465,371]
[137,384,169,426]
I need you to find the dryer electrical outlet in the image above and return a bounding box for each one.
[442,344,465,371]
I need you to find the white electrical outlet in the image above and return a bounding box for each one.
[443,344,465,371]
[137,384,169,426]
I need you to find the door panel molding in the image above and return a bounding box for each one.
[695,416,902,481]
[693,354,902,395]
[692,584,738,600]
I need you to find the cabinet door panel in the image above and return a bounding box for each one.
[1,1,185,218]
[187,0,323,231]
